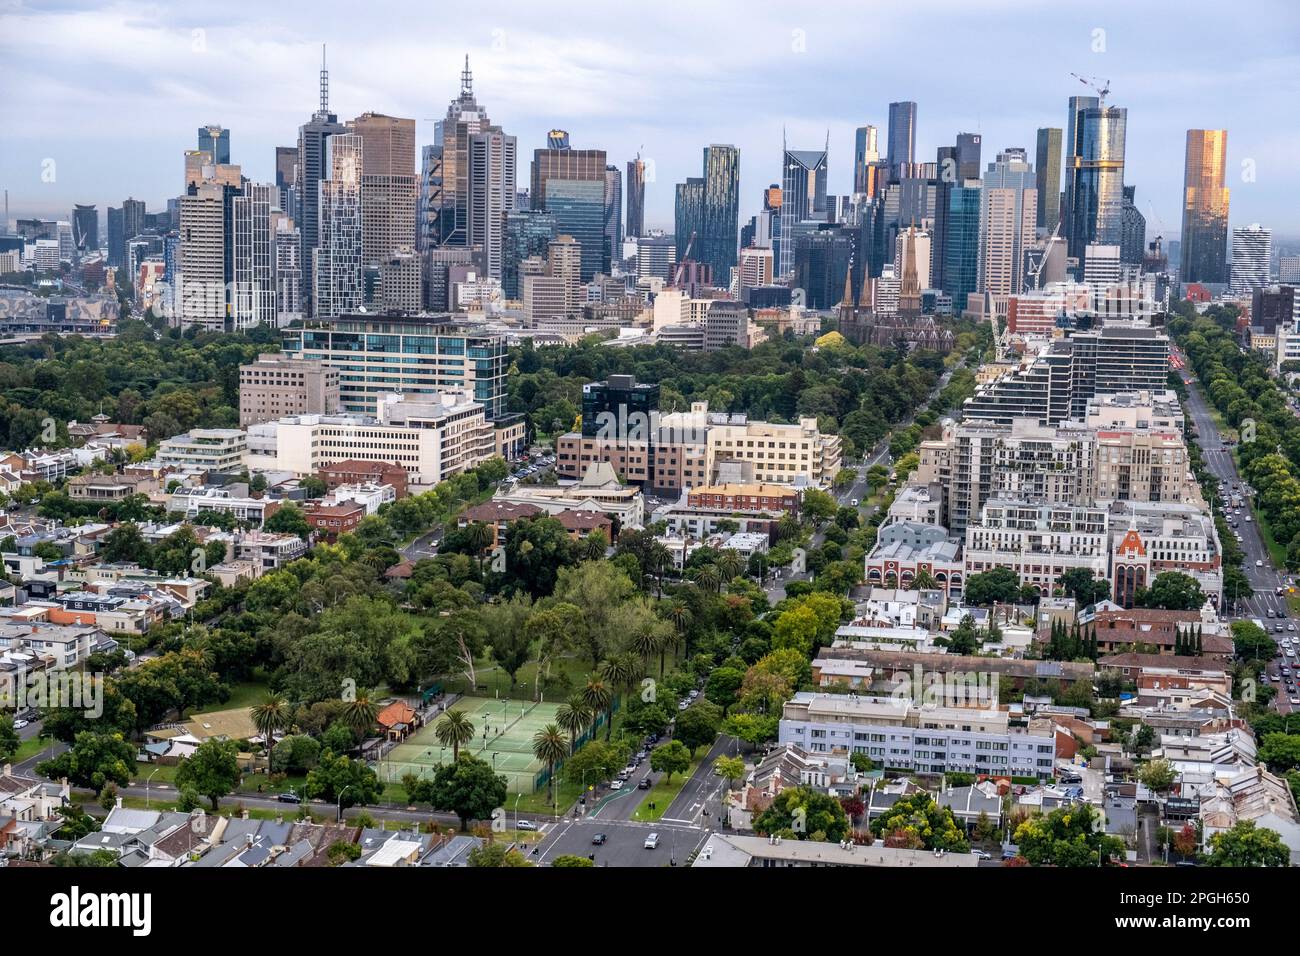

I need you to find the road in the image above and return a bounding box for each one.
[1178,350,1297,713]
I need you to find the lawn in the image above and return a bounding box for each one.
[630,757,702,822]
[12,735,53,765]
[191,679,273,716]
[1253,510,1290,570]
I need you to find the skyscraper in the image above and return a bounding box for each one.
[943,182,982,310]
[198,125,231,164]
[1062,96,1127,267]
[467,127,517,280]
[977,148,1037,297]
[674,178,705,268]
[314,133,364,318]
[231,182,276,329]
[1179,129,1230,285]
[886,101,917,179]
[932,134,981,290]
[1034,127,1063,232]
[778,142,828,278]
[604,164,623,269]
[1230,223,1271,294]
[1120,185,1146,266]
[503,209,557,298]
[530,147,606,210]
[699,145,740,285]
[72,204,97,255]
[545,180,605,281]
[626,155,646,240]
[853,125,880,197]
[349,112,419,274]
[297,50,345,314]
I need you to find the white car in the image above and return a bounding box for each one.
[1291,698,1300,706]
[644,832,660,849]
[1258,560,1265,567]
[12,719,29,730]
[970,849,992,860]
[609,779,624,790]
[516,820,538,831]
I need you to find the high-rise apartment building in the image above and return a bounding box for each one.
[1230,223,1272,294]
[699,145,740,286]
[977,148,1037,297]
[675,178,705,269]
[313,133,364,318]
[1179,130,1230,285]
[604,164,623,268]
[887,101,917,179]
[1034,127,1063,233]
[72,204,97,255]
[231,182,277,330]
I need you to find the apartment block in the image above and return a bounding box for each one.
[239,352,341,427]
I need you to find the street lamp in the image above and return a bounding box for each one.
[145,767,161,808]
[337,784,353,823]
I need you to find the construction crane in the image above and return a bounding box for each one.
[672,230,697,287]
[1069,72,1111,106]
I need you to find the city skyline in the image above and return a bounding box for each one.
[2,0,1298,238]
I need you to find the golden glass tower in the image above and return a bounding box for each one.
[1179,129,1230,284]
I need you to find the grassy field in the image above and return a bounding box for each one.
[630,758,702,822]
[1254,510,1290,570]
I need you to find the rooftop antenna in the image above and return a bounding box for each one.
[461,54,473,96]
[319,44,330,114]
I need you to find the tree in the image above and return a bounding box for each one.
[962,567,1021,606]
[1013,803,1126,866]
[0,715,17,763]
[552,854,595,867]
[1056,568,1111,607]
[674,700,723,755]
[340,687,381,739]
[1204,820,1290,867]
[649,739,691,783]
[426,754,507,830]
[752,786,850,843]
[1136,572,1205,611]
[271,734,323,775]
[467,842,532,867]
[1258,733,1300,773]
[250,692,290,752]
[433,710,476,760]
[1231,619,1275,663]
[1138,757,1177,793]
[579,675,614,742]
[175,740,242,811]
[37,731,135,793]
[263,502,312,539]
[713,755,745,791]
[868,793,969,851]
[532,723,569,803]
[556,698,594,755]
[304,749,382,808]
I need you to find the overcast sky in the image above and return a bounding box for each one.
[2,0,1298,240]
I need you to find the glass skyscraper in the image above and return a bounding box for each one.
[943,182,982,310]
[674,178,704,268]
[778,147,828,278]
[198,125,230,165]
[545,179,605,282]
[1063,96,1127,267]
[700,145,740,286]
[887,101,917,178]
[1034,127,1063,232]
[1179,129,1230,284]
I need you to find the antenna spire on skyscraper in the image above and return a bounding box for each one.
[461,54,473,96]
[319,44,330,114]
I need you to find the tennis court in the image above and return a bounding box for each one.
[376,696,568,793]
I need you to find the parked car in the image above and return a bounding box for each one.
[609,779,624,790]
[516,820,538,832]
[277,791,302,804]
[971,849,992,860]
[12,719,29,730]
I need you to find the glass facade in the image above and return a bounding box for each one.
[544,179,605,282]
[1180,129,1230,284]
[700,145,740,286]
[1063,98,1127,265]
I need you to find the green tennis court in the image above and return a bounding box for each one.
[376,696,569,793]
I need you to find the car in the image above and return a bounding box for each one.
[609,779,624,790]
[970,849,992,860]
[1258,560,1265,567]
[12,719,29,730]
[688,689,700,699]
[636,750,648,760]
[1246,515,1254,522]
[591,833,607,845]
[637,777,652,789]
[1292,698,1300,706]
[623,765,637,777]
[1277,625,1286,634]
[516,820,538,832]
[1270,674,1280,682]
[850,498,859,507]
[644,832,660,849]
[678,700,689,711]
[1290,625,1296,632]
[277,792,302,804]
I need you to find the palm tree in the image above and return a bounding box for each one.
[580,675,614,741]
[532,724,570,804]
[340,687,381,740]
[715,550,743,586]
[250,692,290,761]
[467,521,495,574]
[600,653,640,707]
[556,698,593,754]
[911,569,937,591]
[433,710,476,760]
[648,542,672,597]
[580,529,608,562]
[629,624,662,669]
[667,599,693,658]
[693,564,721,594]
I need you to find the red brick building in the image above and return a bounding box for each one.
[304,501,366,542]
[319,459,409,499]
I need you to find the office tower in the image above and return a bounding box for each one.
[198,125,231,165]
[503,209,557,298]
[853,125,880,196]
[886,101,917,179]
[281,314,508,417]
[297,51,346,313]
[674,178,705,267]
[793,224,854,309]
[72,204,97,254]
[778,141,828,278]
[1230,224,1272,294]
[1083,244,1121,285]
[932,134,982,290]
[274,218,302,326]
[1063,96,1127,267]
[547,130,571,151]
[626,155,646,239]
[942,182,982,310]
[231,182,276,329]
[738,246,774,294]
[467,127,517,280]
[699,145,740,286]
[977,148,1037,297]
[636,235,677,282]
[378,248,422,313]
[314,133,364,318]
[275,146,298,212]
[544,180,605,281]
[523,234,582,323]
[1034,128,1063,233]
[347,112,420,278]
[1180,130,1230,284]
[1120,186,1146,266]
[1280,256,1300,284]
[530,147,606,210]
[107,197,145,270]
[604,164,623,269]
